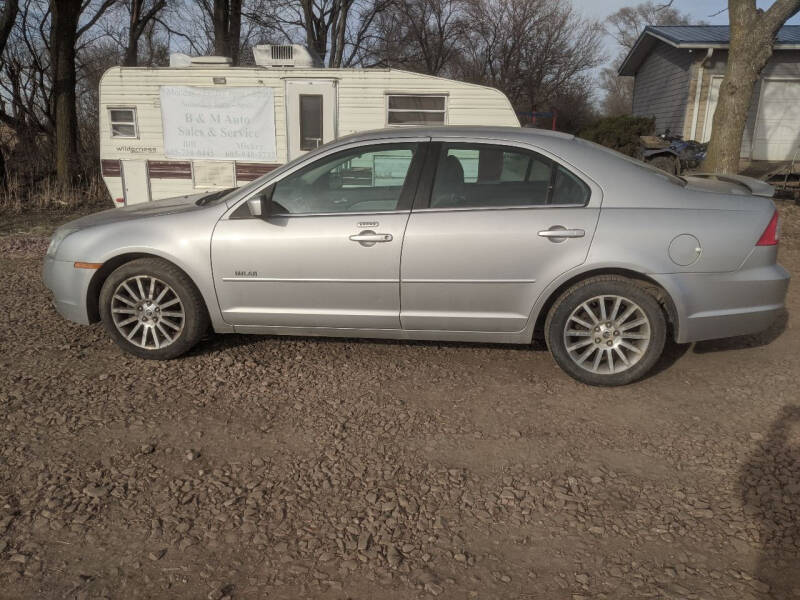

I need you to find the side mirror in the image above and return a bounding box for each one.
[247,186,274,219]
[247,197,262,217]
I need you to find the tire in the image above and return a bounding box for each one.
[649,155,677,175]
[99,258,209,360]
[544,276,667,386]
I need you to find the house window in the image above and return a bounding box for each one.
[109,108,137,138]
[387,95,446,125]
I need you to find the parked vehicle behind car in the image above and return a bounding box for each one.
[44,126,789,386]
[639,129,707,175]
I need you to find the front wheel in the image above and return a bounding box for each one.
[99,258,209,360]
[545,276,667,386]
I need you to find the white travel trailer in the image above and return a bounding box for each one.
[98,45,520,206]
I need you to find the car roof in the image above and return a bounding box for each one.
[325,126,696,210]
[332,125,575,146]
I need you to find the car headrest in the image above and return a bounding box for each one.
[478,149,503,182]
[440,155,464,188]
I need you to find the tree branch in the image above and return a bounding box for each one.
[76,0,116,38]
[0,0,19,54]
[762,0,800,32]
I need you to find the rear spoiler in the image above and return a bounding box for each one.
[687,173,775,198]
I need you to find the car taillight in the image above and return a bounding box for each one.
[756,210,780,246]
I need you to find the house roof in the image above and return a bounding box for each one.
[618,25,800,76]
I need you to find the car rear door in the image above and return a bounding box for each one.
[400,140,601,333]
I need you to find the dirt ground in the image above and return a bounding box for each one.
[1,203,800,600]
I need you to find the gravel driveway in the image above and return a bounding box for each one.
[1,205,799,600]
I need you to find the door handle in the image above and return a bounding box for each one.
[349,230,393,246]
[538,228,585,239]
[349,233,392,242]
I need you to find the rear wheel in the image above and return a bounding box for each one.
[99,258,208,359]
[545,276,667,386]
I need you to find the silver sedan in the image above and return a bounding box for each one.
[43,127,790,386]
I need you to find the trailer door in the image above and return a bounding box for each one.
[121,159,151,206]
[286,80,337,161]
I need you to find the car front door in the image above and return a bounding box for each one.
[400,140,601,333]
[212,140,426,330]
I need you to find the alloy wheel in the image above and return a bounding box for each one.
[110,275,185,349]
[563,294,651,375]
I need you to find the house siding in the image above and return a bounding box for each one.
[632,43,693,134]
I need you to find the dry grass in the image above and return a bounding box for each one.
[0,175,109,216]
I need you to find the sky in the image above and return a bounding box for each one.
[578,0,800,70]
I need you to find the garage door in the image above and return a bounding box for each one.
[752,79,800,161]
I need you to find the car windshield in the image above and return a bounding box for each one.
[575,138,687,187]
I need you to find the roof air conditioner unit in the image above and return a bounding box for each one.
[252,44,322,68]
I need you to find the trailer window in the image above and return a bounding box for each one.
[387,95,446,125]
[109,108,137,138]
[299,95,323,151]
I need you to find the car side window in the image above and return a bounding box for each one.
[551,164,590,206]
[270,143,418,215]
[429,143,588,209]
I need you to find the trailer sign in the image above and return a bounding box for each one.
[160,86,277,161]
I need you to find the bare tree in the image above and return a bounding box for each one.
[299,0,349,65]
[0,0,54,142]
[0,0,19,187]
[50,0,116,185]
[457,0,603,122]
[171,1,244,64]
[703,0,800,173]
[165,0,282,65]
[0,0,17,52]
[151,1,207,56]
[122,0,167,66]
[212,0,242,64]
[548,79,598,133]
[600,0,693,117]
[599,63,634,117]
[50,0,82,186]
[270,0,391,67]
[1,0,165,189]
[336,0,394,66]
[370,0,464,75]
[606,0,692,52]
